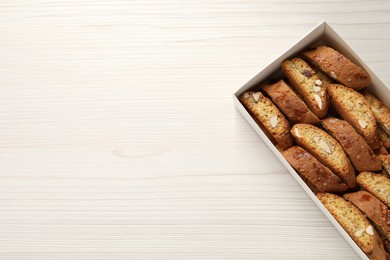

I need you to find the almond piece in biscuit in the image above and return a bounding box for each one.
[313,68,333,88]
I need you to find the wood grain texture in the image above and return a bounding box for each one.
[0,0,389,259]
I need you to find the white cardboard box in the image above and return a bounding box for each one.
[233,21,390,260]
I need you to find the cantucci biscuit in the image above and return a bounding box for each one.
[328,84,380,149]
[291,124,356,188]
[344,191,390,251]
[317,193,386,259]
[282,58,329,118]
[240,91,293,149]
[302,45,371,90]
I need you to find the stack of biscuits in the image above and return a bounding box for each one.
[239,45,390,260]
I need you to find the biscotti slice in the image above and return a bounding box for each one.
[291,124,356,188]
[365,92,390,136]
[240,91,293,149]
[378,155,390,177]
[345,190,390,257]
[317,193,386,259]
[322,117,382,172]
[328,84,380,149]
[344,191,390,247]
[282,146,348,193]
[262,80,320,124]
[302,45,371,90]
[357,172,390,208]
[281,58,329,118]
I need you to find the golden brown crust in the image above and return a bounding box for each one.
[302,45,371,90]
[317,193,386,259]
[262,80,320,124]
[291,124,356,188]
[322,117,382,172]
[282,146,348,193]
[281,58,329,118]
[357,172,390,208]
[240,91,293,149]
[328,84,380,149]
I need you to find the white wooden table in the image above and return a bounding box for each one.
[0,1,389,259]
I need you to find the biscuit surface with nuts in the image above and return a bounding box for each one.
[302,45,371,90]
[344,190,390,250]
[317,193,386,259]
[240,91,293,150]
[328,84,380,149]
[291,124,356,188]
[281,58,329,118]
